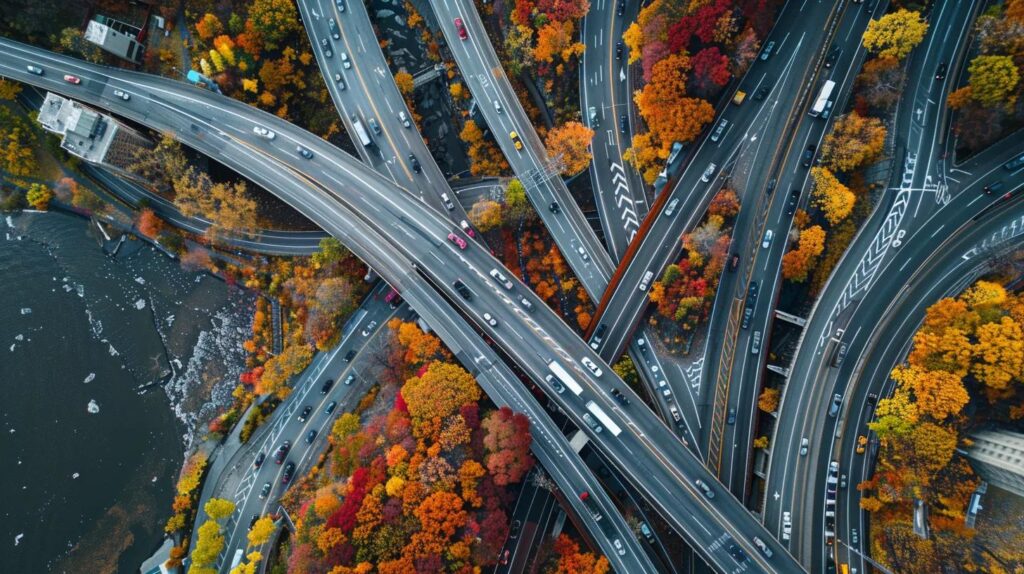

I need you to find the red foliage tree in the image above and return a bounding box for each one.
[481,407,534,485]
[690,47,732,96]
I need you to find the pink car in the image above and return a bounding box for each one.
[447,232,467,250]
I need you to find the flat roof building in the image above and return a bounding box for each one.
[84,16,145,63]
[965,430,1024,498]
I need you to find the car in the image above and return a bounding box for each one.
[259,481,272,499]
[701,163,717,182]
[499,549,510,565]
[762,229,774,249]
[321,379,334,394]
[613,538,626,556]
[754,84,771,101]
[545,374,566,394]
[296,145,314,159]
[253,126,276,140]
[935,62,947,81]
[728,543,747,562]
[336,0,346,11]
[1005,153,1024,171]
[867,392,879,405]
[825,45,840,68]
[742,307,754,330]
[333,73,346,89]
[454,17,468,40]
[730,253,740,270]
[519,296,534,311]
[329,18,339,40]
[727,407,736,425]
[825,530,835,546]
[325,400,338,414]
[711,119,729,142]
[398,110,411,128]
[747,281,760,303]
[620,114,628,134]
[344,350,356,362]
[447,232,467,250]
[253,452,266,469]
[320,38,333,57]
[760,41,775,60]
[582,412,603,433]
[766,178,777,195]
[298,405,313,422]
[590,323,607,349]
[828,393,842,417]
[664,198,680,216]
[408,154,421,173]
[636,337,647,354]
[274,441,292,464]
[840,473,847,489]
[482,312,498,327]
[639,270,654,291]
[63,74,81,84]
[576,245,590,261]
[802,145,816,167]
[611,387,630,405]
[343,374,356,386]
[732,90,747,105]
[615,41,624,60]
[820,99,835,120]
[787,189,800,215]
[368,117,381,134]
[800,437,809,456]
[828,461,840,485]
[453,279,472,300]
[639,522,655,543]
[510,520,522,539]
[249,514,260,529]
[549,201,561,213]
[695,478,715,498]
[26,65,43,75]
[581,357,603,377]
[510,131,523,150]
[489,268,514,290]
[753,536,773,558]
[112,89,130,101]
[751,330,762,354]
[457,220,476,238]
[306,429,318,444]
[616,0,625,16]
[588,106,598,126]
[361,320,378,337]
[851,528,859,545]
[832,342,848,367]
[441,192,455,210]
[669,405,682,422]
[282,462,296,484]
[984,181,1005,194]
[856,434,867,454]
[782,511,792,540]
[494,100,503,113]
[340,52,351,68]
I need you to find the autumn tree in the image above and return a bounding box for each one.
[0,79,23,100]
[394,71,415,95]
[758,387,780,413]
[25,183,53,210]
[391,319,443,365]
[58,27,104,62]
[191,520,226,567]
[258,343,313,395]
[503,178,533,221]
[401,361,481,435]
[820,112,887,173]
[971,315,1024,399]
[781,225,826,282]
[550,533,611,574]
[460,120,510,176]
[468,199,503,231]
[545,121,594,176]
[204,498,236,521]
[248,516,276,547]
[690,47,732,96]
[481,407,534,485]
[195,13,223,42]
[248,0,302,50]
[855,56,906,110]
[890,364,968,421]
[966,55,1020,108]
[533,21,584,64]
[862,9,929,60]
[0,107,37,177]
[306,277,357,350]
[137,208,163,239]
[810,167,856,225]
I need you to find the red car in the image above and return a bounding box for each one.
[460,220,475,237]
[454,17,468,40]
[447,232,467,250]
[63,74,81,84]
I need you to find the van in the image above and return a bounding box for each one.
[711,119,728,142]
[751,330,762,354]
[639,270,654,291]
[590,324,607,350]
[701,163,717,182]
[231,548,245,568]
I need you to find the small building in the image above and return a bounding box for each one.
[84,16,145,63]
[36,93,152,179]
[966,430,1024,498]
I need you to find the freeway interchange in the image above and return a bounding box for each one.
[4,0,1024,571]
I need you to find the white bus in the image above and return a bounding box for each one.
[585,401,623,436]
[547,360,584,395]
[352,117,372,146]
[809,80,836,117]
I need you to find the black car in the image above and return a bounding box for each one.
[344,350,356,362]
[296,145,314,159]
[616,0,624,15]
[824,45,840,68]
[549,202,561,214]
[306,429,318,444]
[786,189,801,215]
[728,543,747,562]
[259,481,272,499]
[615,41,623,60]
[729,253,740,271]
[935,62,947,81]
[298,405,312,422]
[320,379,334,394]
[274,440,291,464]
[253,452,266,469]
[408,154,421,173]
[325,400,338,414]
[620,114,628,134]
[282,461,296,484]
[802,145,816,168]
[611,388,630,406]
[747,281,760,304]
[727,407,736,425]
[453,279,473,300]
[754,84,771,101]
[249,514,260,529]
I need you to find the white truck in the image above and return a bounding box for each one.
[351,117,372,147]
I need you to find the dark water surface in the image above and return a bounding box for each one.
[0,211,253,573]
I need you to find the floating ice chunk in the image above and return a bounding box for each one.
[87,400,100,414]
[20,308,31,315]
[5,216,13,227]
[9,344,14,352]
[151,476,158,483]
[14,533,23,546]
[134,299,146,310]
[14,334,23,341]
[108,345,118,356]
[83,373,96,383]
[134,277,146,285]
[72,472,80,479]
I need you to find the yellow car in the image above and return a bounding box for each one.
[510,131,523,151]
[856,435,867,454]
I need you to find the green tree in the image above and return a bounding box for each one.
[504,179,533,221]
[311,236,349,268]
[58,27,105,63]
[249,0,302,50]
[967,55,1020,108]
[862,9,929,60]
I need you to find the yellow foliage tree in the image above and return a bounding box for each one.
[394,71,415,95]
[810,167,856,224]
[247,516,276,547]
[468,199,503,231]
[545,121,595,176]
[862,9,929,60]
[820,112,887,173]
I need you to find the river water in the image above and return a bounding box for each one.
[0,211,254,573]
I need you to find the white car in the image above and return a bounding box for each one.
[762,229,773,249]
[340,52,351,69]
[398,110,411,128]
[576,246,589,261]
[782,511,792,540]
[613,538,626,556]
[494,100,503,113]
[112,89,130,101]
[581,357,603,377]
[253,126,276,140]
[482,312,498,327]
[701,162,717,182]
